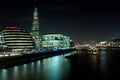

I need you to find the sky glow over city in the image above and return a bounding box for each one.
[0,0,120,43]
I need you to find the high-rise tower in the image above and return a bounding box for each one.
[31,7,41,48]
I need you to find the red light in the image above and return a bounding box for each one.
[7,26,19,29]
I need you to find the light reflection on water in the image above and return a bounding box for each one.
[22,64,28,80]
[90,55,97,70]
[90,49,108,80]
[0,50,118,80]
[0,69,8,80]
[13,66,19,80]
[99,50,107,74]
[0,55,71,80]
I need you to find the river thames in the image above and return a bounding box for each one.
[0,49,120,80]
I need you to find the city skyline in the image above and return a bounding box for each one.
[0,0,120,43]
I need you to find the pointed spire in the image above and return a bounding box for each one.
[34,7,39,19]
[31,6,41,48]
[32,7,39,31]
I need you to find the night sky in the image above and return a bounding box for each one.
[0,0,120,44]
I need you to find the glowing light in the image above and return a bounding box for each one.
[7,26,19,29]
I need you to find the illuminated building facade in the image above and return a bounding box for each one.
[31,7,41,49]
[0,25,35,52]
[42,34,72,49]
[108,39,120,47]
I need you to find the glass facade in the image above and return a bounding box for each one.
[31,7,41,48]
[42,34,71,49]
[0,25,35,52]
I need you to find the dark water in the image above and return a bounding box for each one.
[0,49,120,80]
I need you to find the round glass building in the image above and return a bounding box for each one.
[0,25,35,55]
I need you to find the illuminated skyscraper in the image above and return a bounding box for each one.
[31,7,41,48]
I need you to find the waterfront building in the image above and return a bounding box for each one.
[31,7,41,49]
[96,41,108,47]
[42,34,73,49]
[108,39,120,47]
[0,25,35,55]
